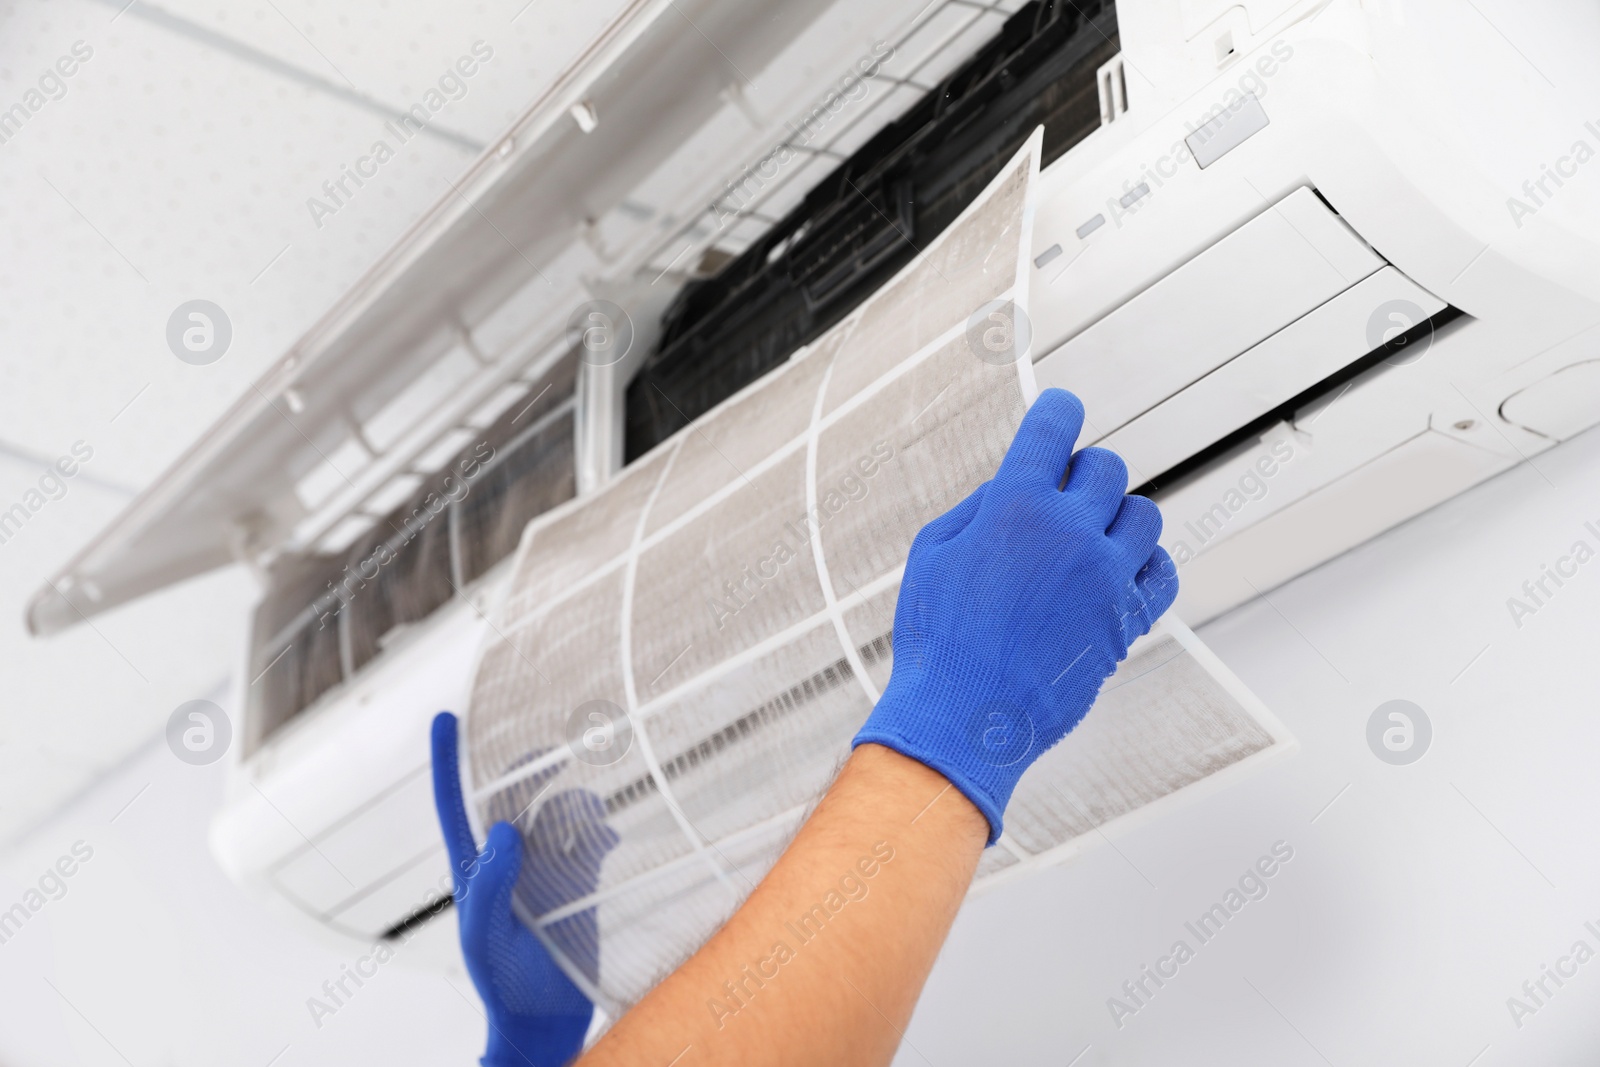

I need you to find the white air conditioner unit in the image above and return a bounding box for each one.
[29,0,1600,953]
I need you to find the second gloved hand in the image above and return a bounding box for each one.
[432,712,619,1067]
[853,388,1179,843]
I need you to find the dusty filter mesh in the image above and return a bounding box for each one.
[464,132,1293,1013]
[246,356,577,752]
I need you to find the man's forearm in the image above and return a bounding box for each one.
[576,743,988,1066]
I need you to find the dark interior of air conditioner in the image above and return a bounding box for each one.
[625,0,1120,460]
[245,0,1121,755]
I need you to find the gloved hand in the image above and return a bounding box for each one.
[432,712,614,1067]
[853,389,1179,843]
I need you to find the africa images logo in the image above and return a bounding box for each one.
[166,300,232,365]
[166,700,231,766]
[1366,700,1430,765]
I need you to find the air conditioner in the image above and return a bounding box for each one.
[27,0,1600,958]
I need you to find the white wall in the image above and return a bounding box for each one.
[899,424,1600,1065]
[6,430,1600,1067]
[0,729,484,1066]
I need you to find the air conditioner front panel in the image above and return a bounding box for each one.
[326,845,451,938]
[1169,427,1518,621]
[1034,186,1384,436]
[269,766,441,916]
[1102,265,1447,483]
[1501,360,1600,443]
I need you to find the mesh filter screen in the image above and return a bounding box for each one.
[245,355,579,750]
[641,623,872,842]
[631,449,825,696]
[456,409,576,585]
[465,133,1292,1013]
[1000,633,1278,856]
[821,161,1029,414]
[816,328,1026,597]
[644,347,830,537]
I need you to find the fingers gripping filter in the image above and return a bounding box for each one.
[463,131,1293,1013]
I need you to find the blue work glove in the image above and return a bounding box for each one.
[432,712,612,1067]
[853,389,1179,843]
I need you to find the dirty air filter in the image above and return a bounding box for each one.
[463,136,1292,1013]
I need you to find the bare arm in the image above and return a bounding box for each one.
[576,743,987,1066]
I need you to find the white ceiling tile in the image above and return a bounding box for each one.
[0,5,482,492]
[143,0,637,143]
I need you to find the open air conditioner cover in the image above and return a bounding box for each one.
[463,132,1292,1013]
